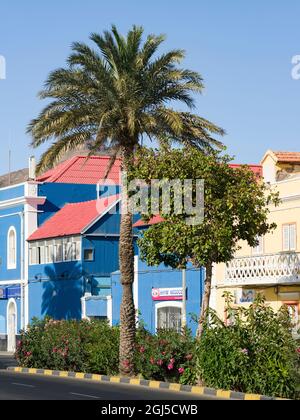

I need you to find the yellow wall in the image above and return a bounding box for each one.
[214,151,300,325]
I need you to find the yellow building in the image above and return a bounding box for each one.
[212,150,300,335]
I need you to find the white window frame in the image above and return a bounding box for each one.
[7,226,17,270]
[252,236,264,256]
[283,223,297,252]
[29,236,82,265]
[155,302,182,332]
[63,238,73,262]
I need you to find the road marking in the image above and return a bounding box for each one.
[69,392,101,400]
[12,383,35,388]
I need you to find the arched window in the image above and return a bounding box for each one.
[7,227,17,269]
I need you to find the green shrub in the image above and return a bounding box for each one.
[135,327,197,384]
[197,294,300,399]
[16,318,119,375]
[84,322,119,376]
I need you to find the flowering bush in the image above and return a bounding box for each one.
[197,294,300,399]
[16,318,119,375]
[134,328,197,384]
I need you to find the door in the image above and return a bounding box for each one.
[7,300,16,352]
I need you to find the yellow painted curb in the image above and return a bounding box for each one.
[169,383,181,392]
[129,378,141,386]
[217,390,231,399]
[44,370,53,376]
[75,372,85,379]
[59,371,69,378]
[244,394,262,401]
[110,377,121,383]
[149,381,161,389]
[191,386,205,395]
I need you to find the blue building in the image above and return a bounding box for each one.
[0,155,204,351]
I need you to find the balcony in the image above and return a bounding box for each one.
[224,252,300,286]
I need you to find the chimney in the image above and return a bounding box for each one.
[28,156,36,180]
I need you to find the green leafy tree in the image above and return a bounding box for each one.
[27,25,224,374]
[128,146,280,337]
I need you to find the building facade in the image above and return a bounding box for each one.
[213,150,300,336]
[0,155,204,351]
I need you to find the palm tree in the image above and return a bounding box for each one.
[28,25,224,375]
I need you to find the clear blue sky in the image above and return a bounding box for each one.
[0,0,299,174]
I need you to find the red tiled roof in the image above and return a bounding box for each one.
[36,156,121,185]
[229,164,263,177]
[28,195,120,241]
[133,215,165,228]
[273,152,300,163]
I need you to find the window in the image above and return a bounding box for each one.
[7,227,17,269]
[29,245,38,265]
[54,239,63,262]
[283,224,297,251]
[74,240,81,260]
[64,240,72,262]
[252,236,264,255]
[84,249,94,262]
[29,237,81,265]
[156,304,182,333]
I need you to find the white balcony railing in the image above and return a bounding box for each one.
[224,252,300,286]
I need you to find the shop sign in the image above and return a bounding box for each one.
[152,287,183,301]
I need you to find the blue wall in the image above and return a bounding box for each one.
[112,260,204,336]
[0,184,25,202]
[28,261,84,321]
[38,183,120,225]
[85,297,108,318]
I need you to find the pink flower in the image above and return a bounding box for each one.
[26,352,32,357]
[240,349,249,356]
[140,346,145,353]
[170,358,175,364]
[185,354,193,361]
[157,359,163,366]
[162,352,166,355]
[296,348,300,354]
[52,348,58,353]
[150,357,155,365]
[178,368,185,375]
[168,363,174,371]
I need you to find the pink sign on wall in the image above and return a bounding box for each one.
[152,288,183,301]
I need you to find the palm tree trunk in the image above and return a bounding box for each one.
[119,147,136,376]
[197,262,213,338]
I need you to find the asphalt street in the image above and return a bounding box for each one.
[0,370,221,400]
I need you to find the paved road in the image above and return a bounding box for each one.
[0,370,221,400]
[0,353,17,370]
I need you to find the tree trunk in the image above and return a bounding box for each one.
[197,262,213,338]
[119,148,136,376]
